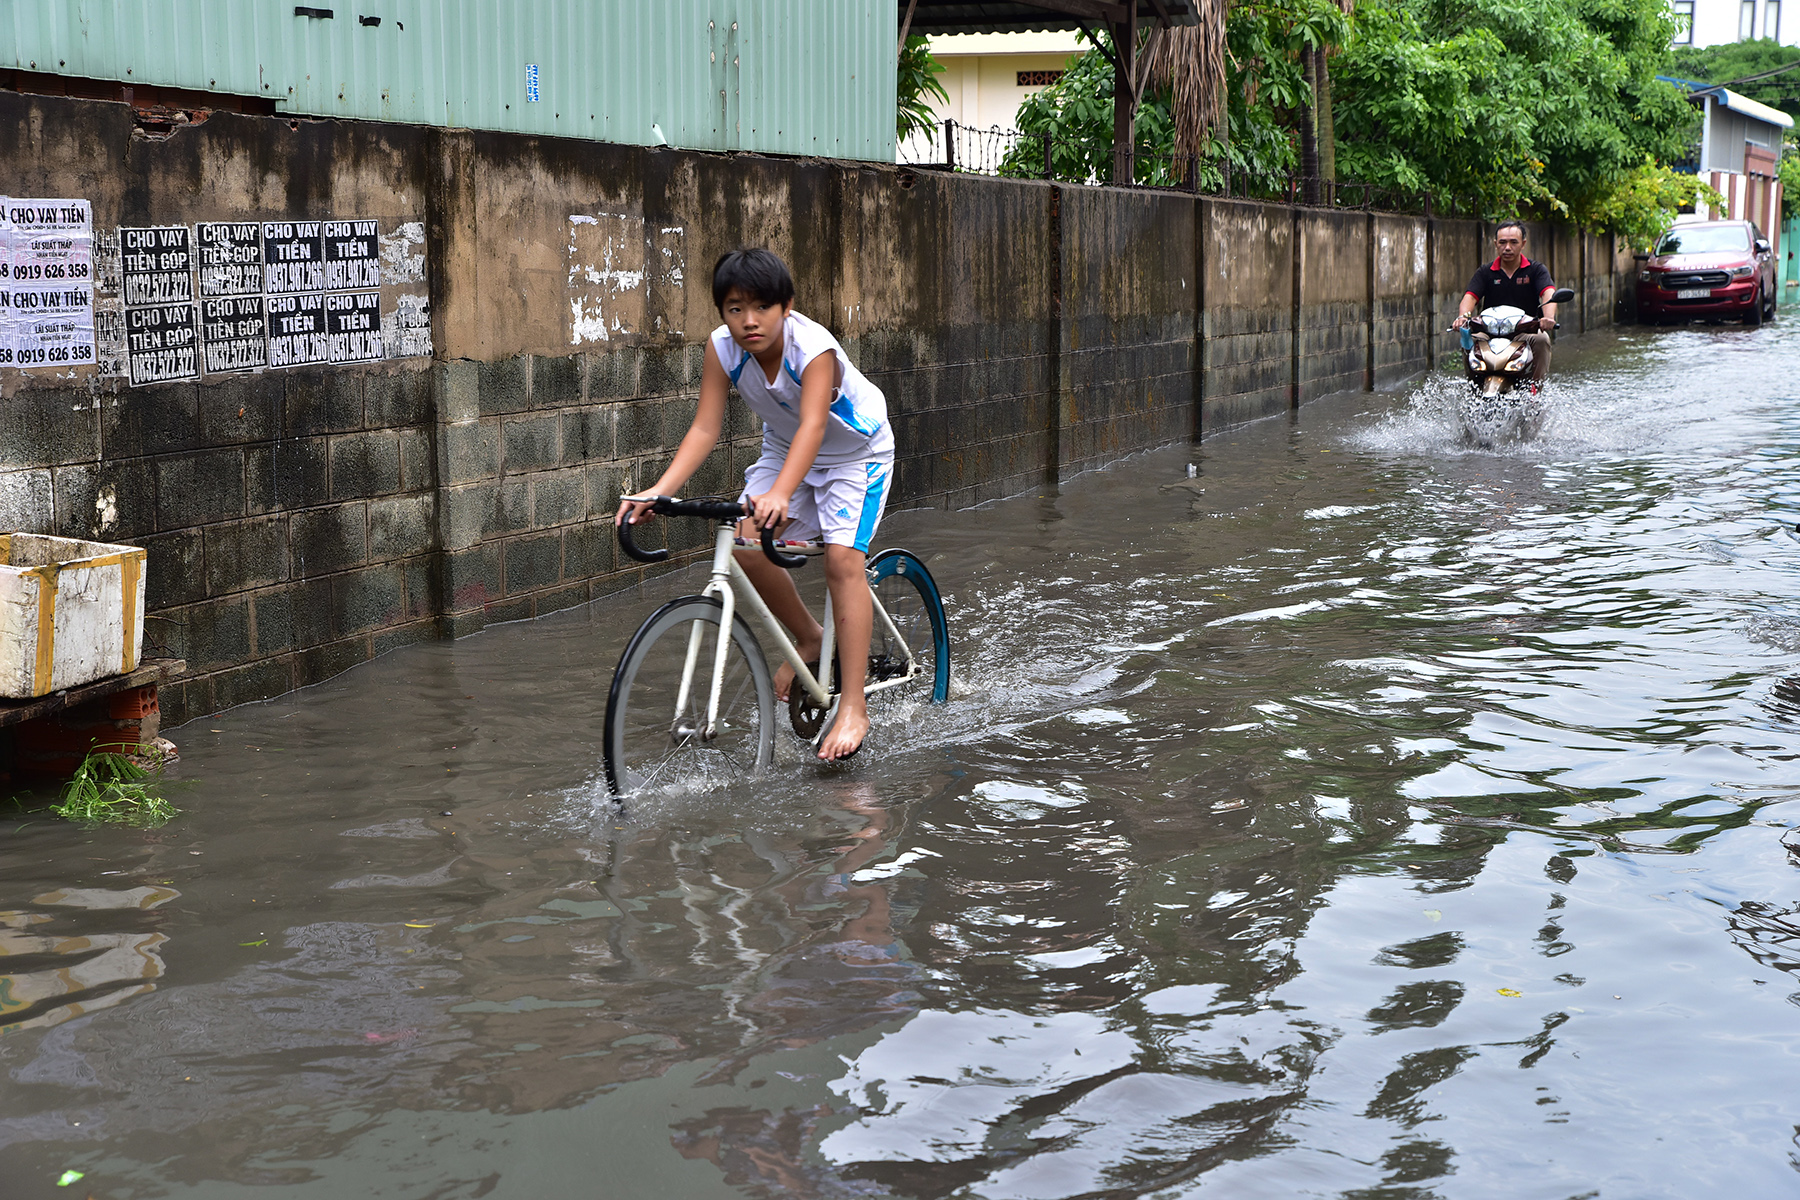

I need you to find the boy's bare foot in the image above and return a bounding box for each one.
[818,701,869,762]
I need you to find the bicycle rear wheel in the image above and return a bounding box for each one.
[867,549,950,703]
[604,596,775,796]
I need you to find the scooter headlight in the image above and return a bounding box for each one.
[1468,351,1482,370]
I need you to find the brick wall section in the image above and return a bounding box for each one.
[0,92,1632,723]
[1432,219,1484,373]
[0,365,439,726]
[1058,188,1195,474]
[1372,214,1433,388]
[1200,199,1295,428]
[1296,210,1371,403]
[430,346,764,639]
[848,171,1060,512]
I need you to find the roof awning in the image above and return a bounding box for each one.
[901,1,1199,35]
[1658,75,1795,130]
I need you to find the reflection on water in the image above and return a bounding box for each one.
[2,321,1800,1197]
[0,887,175,1035]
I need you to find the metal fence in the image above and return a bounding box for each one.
[899,118,1484,218]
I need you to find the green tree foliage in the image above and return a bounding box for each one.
[1333,0,1692,221]
[1577,159,1725,249]
[1000,30,1181,185]
[1668,39,1800,120]
[1001,10,1335,192]
[1331,6,1550,212]
[1782,142,1800,221]
[999,0,1698,242]
[1233,0,1349,190]
[897,35,949,142]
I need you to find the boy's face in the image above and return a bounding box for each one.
[720,288,791,355]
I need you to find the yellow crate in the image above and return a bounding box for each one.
[0,535,147,699]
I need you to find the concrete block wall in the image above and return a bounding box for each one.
[850,170,1060,512]
[1199,199,1295,427]
[1372,215,1433,388]
[0,95,441,724]
[0,365,443,724]
[429,346,759,640]
[1601,233,1635,324]
[0,90,1632,722]
[1058,187,1196,473]
[1296,210,1371,403]
[1580,232,1610,332]
[1431,219,1484,373]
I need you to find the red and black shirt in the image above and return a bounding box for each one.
[1465,257,1555,317]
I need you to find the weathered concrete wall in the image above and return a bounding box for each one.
[858,168,1059,509]
[1579,231,1607,332]
[1199,199,1294,427]
[1058,187,1195,470]
[0,91,1631,722]
[1296,210,1370,403]
[1372,214,1432,388]
[1431,219,1484,372]
[0,97,440,718]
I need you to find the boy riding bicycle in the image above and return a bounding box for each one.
[616,249,894,762]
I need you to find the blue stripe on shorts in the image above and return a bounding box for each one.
[854,461,890,553]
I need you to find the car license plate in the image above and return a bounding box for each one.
[1677,287,1712,299]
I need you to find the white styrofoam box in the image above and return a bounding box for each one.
[0,534,147,699]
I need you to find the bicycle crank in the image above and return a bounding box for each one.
[788,686,830,738]
[787,659,838,738]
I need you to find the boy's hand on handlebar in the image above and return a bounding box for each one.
[748,490,791,530]
[1451,314,1471,329]
[616,494,659,527]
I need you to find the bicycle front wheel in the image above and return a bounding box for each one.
[604,596,775,796]
[868,549,951,703]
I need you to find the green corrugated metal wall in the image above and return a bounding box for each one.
[1,0,896,160]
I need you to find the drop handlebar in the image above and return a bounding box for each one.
[615,495,808,569]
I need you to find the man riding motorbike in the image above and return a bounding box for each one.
[1451,221,1561,390]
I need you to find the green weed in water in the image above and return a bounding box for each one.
[52,752,178,827]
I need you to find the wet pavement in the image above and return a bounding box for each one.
[4,318,1800,1199]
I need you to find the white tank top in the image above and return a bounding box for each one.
[710,310,893,467]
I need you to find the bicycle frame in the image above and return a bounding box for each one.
[681,522,923,741]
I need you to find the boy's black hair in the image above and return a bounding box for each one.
[1494,219,1527,241]
[712,248,795,311]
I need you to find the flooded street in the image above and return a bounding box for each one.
[6,319,1800,1199]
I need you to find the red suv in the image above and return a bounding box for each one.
[1636,219,1778,326]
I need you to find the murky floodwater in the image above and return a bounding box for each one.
[6,318,1800,1199]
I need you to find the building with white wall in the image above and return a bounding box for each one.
[1671,0,1795,46]
[899,31,1086,164]
[1660,78,1790,258]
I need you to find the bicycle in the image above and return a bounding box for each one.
[603,496,951,796]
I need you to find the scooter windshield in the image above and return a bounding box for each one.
[1479,305,1529,337]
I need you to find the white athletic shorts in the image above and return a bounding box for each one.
[740,451,894,553]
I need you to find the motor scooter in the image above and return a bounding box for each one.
[1451,286,1575,447]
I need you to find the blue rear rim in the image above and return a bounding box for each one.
[868,548,950,703]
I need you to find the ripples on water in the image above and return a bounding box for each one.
[3,322,1800,1198]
